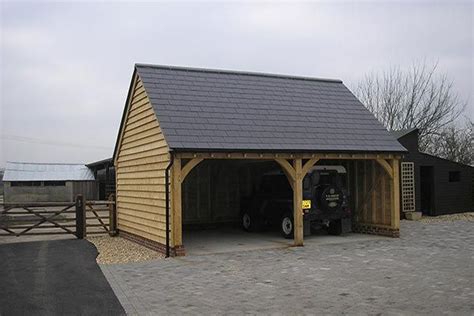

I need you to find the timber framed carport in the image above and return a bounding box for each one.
[171,152,401,251]
[113,64,407,257]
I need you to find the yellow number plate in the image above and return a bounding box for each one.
[302,200,311,209]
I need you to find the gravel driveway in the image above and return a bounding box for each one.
[103,220,474,315]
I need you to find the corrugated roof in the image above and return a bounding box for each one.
[3,162,95,181]
[131,64,406,153]
[390,128,418,140]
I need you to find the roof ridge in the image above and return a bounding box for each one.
[135,63,343,84]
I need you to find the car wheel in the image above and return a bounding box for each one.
[242,212,254,232]
[328,219,343,236]
[280,213,294,239]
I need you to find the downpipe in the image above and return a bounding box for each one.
[165,153,174,258]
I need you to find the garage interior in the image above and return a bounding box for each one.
[182,159,292,255]
[177,154,400,256]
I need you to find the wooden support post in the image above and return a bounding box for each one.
[75,195,86,239]
[371,161,377,224]
[108,194,117,236]
[293,159,304,246]
[172,157,183,248]
[391,159,400,229]
[354,161,359,222]
[363,161,367,222]
[381,172,386,224]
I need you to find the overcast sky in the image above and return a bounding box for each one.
[1,1,472,167]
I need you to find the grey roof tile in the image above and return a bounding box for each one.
[135,64,406,153]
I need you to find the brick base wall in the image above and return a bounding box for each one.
[352,224,400,238]
[118,230,185,257]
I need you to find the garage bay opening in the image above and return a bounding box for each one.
[181,159,366,255]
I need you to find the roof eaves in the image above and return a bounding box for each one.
[170,147,408,154]
[420,152,474,168]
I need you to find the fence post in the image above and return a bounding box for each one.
[75,194,86,239]
[108,194,117,236]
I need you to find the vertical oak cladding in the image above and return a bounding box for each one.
[352,160,393,226]
[115,75,170,245]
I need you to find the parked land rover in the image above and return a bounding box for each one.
[241,165,352,238]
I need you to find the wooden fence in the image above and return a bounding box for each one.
[0,195,116,239]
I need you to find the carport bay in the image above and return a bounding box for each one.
[175,152,401,255]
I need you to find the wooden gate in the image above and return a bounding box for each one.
[0,195,116,238]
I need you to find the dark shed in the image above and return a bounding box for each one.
[393,129,473,216]
[87,158,115,200]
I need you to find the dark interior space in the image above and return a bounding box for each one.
[182,160,281,230]
[181,159,357,255]
[420,166,434,215]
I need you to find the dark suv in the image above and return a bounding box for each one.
[241,165,352,238]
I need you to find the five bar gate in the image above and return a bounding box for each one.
[0,195,116,239]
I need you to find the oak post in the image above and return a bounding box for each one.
[371,160,377,224]
[391,159,400,229]
[172,157,183,248]
[293,159,304,246]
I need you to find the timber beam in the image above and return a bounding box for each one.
[180,158,204,184]
[175,152,402,160]
[302,158,320,175]
[376,159,393,179]
[275,159,296,183]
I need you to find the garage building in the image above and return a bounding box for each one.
[113,64,406,256]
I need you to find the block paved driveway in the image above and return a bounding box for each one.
[103,220,474,315]
[0,239,125,316]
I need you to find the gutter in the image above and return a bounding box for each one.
[164,152,174,258]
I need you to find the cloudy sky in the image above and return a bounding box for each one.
[1,1,472,167]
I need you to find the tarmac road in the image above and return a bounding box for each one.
[0,239,125,316]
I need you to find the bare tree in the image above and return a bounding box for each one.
[354,62,466,150]
[423,119,473,166]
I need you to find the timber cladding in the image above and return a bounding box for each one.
[351,160,393,227]
[115,74,170,246]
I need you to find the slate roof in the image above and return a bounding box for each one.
[131,64,406,153]
[390,128,418,140]
[3,162,95,181]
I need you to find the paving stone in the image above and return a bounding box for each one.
[104,220,474,315]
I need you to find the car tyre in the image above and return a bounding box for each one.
[242,212,258,232]
[280,212,294,239]
[328,219,343,236]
